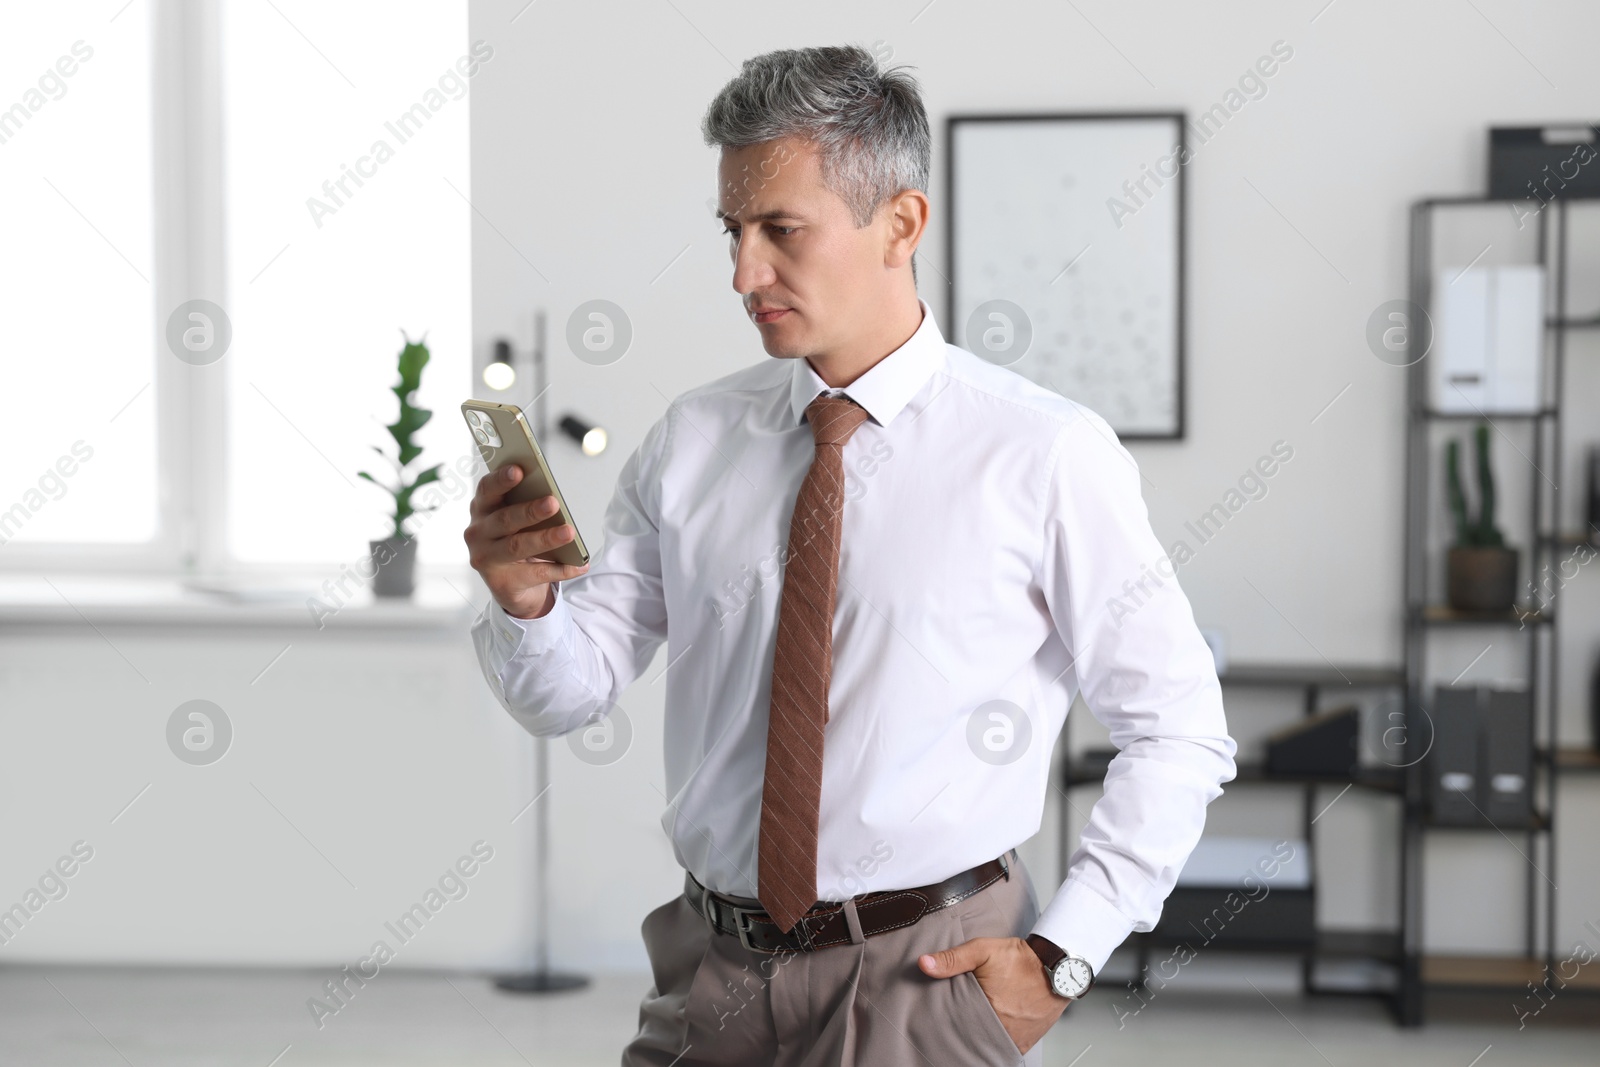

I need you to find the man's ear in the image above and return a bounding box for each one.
[883,188,930,269]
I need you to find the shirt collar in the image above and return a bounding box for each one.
[787,297,945,430]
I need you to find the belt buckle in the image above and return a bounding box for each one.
[731,904,769,953]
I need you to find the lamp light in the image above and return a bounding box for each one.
[483,338,516,390]
[559,414,608,456]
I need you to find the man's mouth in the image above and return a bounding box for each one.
[751,307,791,324]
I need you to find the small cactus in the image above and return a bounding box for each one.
[1445,422,1506,548]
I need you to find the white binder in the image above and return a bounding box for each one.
[1433,264,1544,413]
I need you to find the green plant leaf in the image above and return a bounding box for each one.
[1445,439,1470,546]
[394,464,443,518]
[1473,421,1501,545]
[405,464,443,490]
[396,334,430,394]
[369,443,401,472]
[356,469,395,496]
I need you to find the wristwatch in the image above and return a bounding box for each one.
[1025,934,1095,1000]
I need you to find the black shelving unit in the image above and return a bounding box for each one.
[1059,664,1411,1023]
[1400,195,1600,1024]
[1055,195,1600,1028]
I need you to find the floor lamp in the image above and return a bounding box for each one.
[494,308,591,995]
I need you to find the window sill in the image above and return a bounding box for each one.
[0,570,484,630]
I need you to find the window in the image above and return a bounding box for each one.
[219,0,472,568]
[0,4,158,554]
[0,0,472,576]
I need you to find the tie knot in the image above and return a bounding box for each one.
[805,393,870,447]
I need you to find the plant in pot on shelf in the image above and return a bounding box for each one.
[1445,421,1518,614]
[358,332,443,598]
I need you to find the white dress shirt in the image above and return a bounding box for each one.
[471,297,1237,973]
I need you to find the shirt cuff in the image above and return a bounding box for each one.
[1029,878,1138,977]
[483,584,574,666]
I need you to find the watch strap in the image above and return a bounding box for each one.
[1025,933,1066,971]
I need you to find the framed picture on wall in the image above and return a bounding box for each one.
[946,112,1187,440]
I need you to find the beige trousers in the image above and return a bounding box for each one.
[620,848,1048,1066]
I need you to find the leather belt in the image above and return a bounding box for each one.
[684,849,1015,955]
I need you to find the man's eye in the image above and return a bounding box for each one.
[773,226,795,237]
[721,227,738,238]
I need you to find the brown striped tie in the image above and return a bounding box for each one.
[757,392,872,935]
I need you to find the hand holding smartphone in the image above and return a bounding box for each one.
[462,400,591,620]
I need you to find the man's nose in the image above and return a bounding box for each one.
[730,235,774,296]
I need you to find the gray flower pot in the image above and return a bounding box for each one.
[370,536,418,598]
[1446,545,1517,613]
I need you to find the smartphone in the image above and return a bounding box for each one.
[461,399,591,567]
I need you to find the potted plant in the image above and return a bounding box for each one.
[358,332,443,598]
[1445,421,1517,613]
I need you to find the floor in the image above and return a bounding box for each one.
[1,958,1597,1065]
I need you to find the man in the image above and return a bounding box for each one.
[466,44,1236,1066]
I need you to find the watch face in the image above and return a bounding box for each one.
[1052,956,1094,998]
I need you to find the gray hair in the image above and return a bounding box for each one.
[702,44,930,276]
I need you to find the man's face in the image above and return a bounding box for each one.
[716,136,890,360]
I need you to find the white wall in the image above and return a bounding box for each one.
[0,585,550,974]
[466,0,1600,972]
